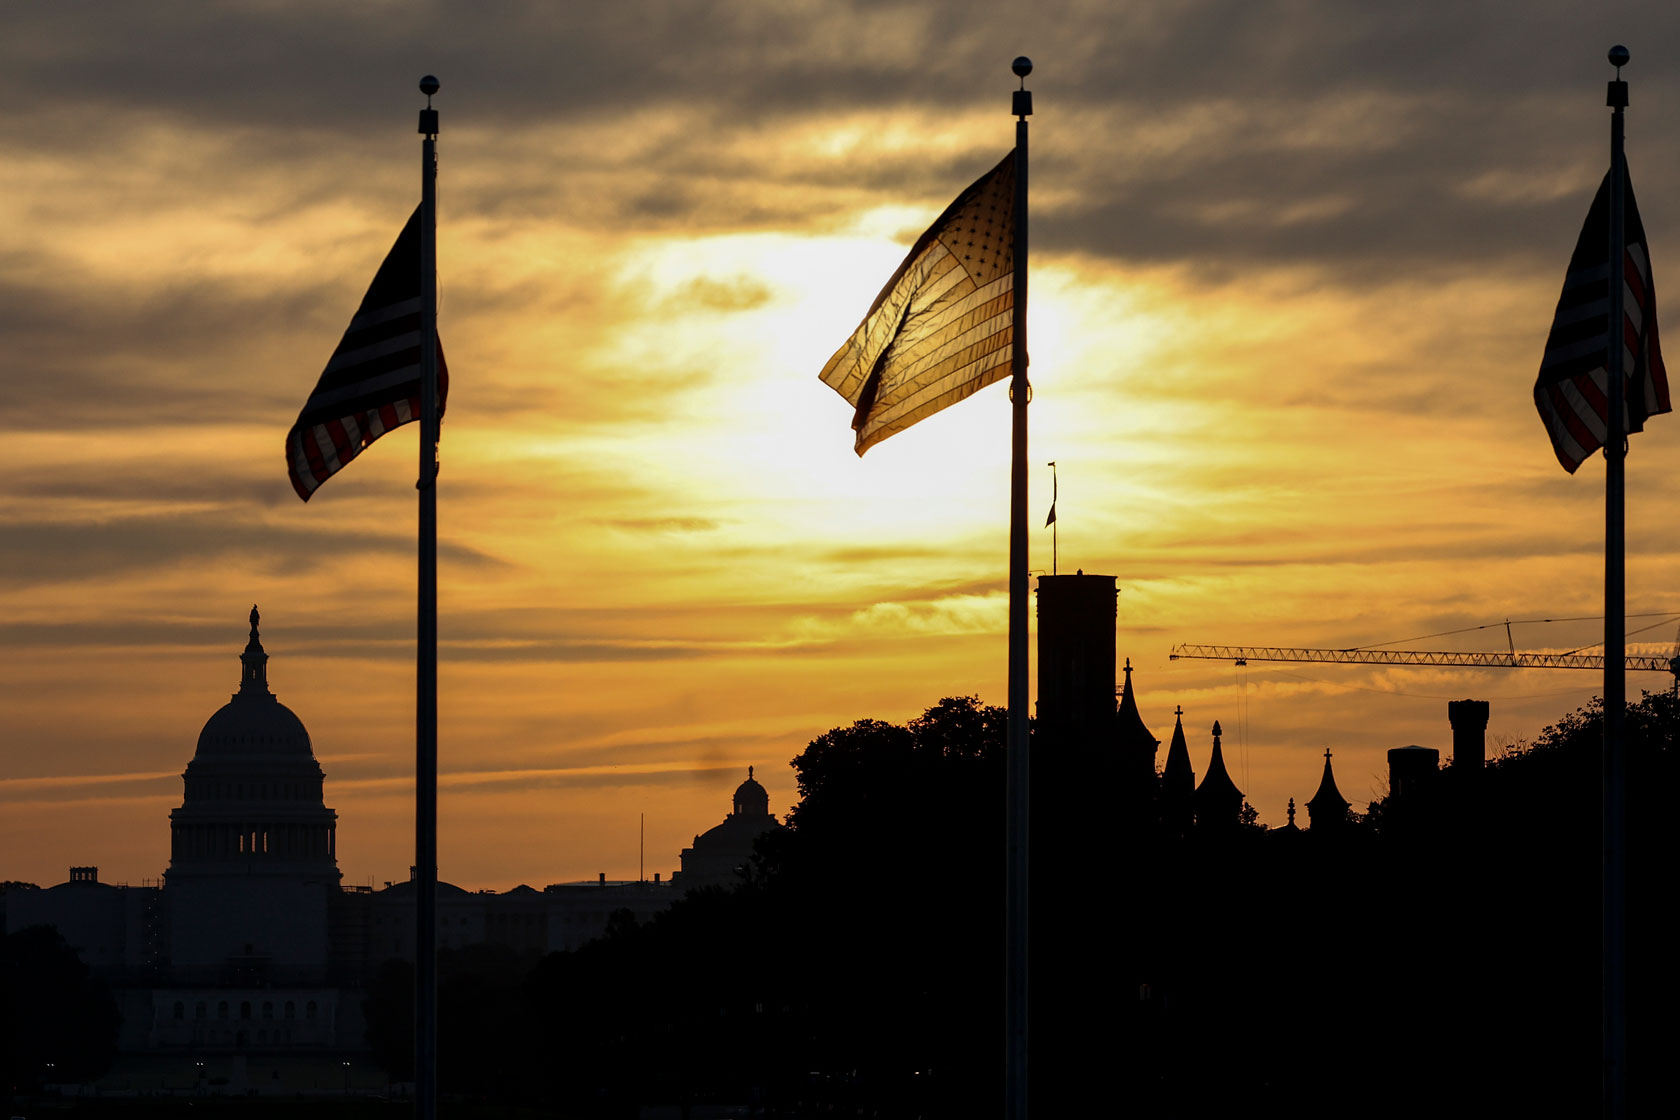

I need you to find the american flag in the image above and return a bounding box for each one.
[820,151,1016,455]
[286,207,447,500]
[1535,170,1668,473]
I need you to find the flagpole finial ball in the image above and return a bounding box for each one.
[1608,45,1629,68]
[419,75,440,97]
[1012,57,1033,79]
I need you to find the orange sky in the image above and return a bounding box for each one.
[5,2,1680,890]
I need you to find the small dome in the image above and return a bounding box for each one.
[732,766,769,818]
[195,694,313,758]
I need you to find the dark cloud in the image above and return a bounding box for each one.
[0,257,340,432]
[659,276,774,314]
[1100,523,1604,578]
[0,512,501,589]
[301,639,809,664]
[817,543,953,564]
[6,2,1677,279]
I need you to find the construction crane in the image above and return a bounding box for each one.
[1168,643,1680,680]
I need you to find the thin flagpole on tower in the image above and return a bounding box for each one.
[415,73,442,1120]
[1005,54,1032,1120]
[1601,43,1629,1120]
[1046,461,1058,576]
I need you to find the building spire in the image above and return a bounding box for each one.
[1160,705,1196,836]
[1193,719,1244,830]
[239,604,270,695]
[1113,656,1161,812]
[1306,747,1351,829]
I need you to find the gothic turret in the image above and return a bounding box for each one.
[1193,720,1243,831]
[1115,658,1160,790]
[1161,706,1195,836]
[1306,748,1351,831]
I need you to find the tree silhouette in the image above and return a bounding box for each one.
[1,925,120,1095]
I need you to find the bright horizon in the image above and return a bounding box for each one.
[5,2,1680,891]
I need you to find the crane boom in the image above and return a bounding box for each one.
[1168,643,1680,677]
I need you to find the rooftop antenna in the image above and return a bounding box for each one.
[639,812,645,883]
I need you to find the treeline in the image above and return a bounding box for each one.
[1,923,122,1106]
[362,691,1675,1117]
[9,691,1674,1116]
[363,696,1005,1115]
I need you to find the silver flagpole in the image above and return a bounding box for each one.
[415,74,441,1120]
[1005,55,1032,1120]
[1602,44,1629,1120]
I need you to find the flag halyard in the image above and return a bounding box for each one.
[820,151,1017,454]
[287,206,448,500]
[1536,170,1668,473]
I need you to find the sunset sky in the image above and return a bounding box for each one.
[5,1,1680,891]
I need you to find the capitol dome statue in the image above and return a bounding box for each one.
[164,607,340,984]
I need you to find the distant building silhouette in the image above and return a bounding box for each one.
[3,609,780,1057]
[165,606,341,984]
[4,594,1499,1084]
[674,766,780,890]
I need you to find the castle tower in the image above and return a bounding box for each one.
[164,608,339,982]
[1192,720,1243,831]
[1034,572,1117,754]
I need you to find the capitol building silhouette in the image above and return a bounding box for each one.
[2,608,776,1054]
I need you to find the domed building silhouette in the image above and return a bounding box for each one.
[674,767,779,889]
[2,607,792,1063]
[164,606,341,983]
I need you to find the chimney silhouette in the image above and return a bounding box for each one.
[1034,572,1117,753]
[1447,699,1489,778]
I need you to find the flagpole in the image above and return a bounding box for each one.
[415,74,441,1120]
[1005,55,1032,1120]
[1602,44,1629,1120]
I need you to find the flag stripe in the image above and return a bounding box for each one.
[286,206,447,500]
